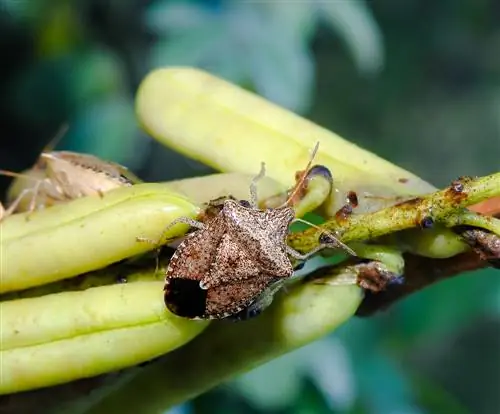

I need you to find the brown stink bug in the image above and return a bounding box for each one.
[161,143,355,320]
[1,126,141,220]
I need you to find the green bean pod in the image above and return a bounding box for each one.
[0,183,199,293]
[0,282,209,395]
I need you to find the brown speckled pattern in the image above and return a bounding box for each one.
[164,200,296,320]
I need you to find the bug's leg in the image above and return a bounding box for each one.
[286,230,356,261]
[136,216,205,245]
[153,250,161,276]
[226,293,272,322]
[286,244,328,261]
[25,180,44,220]
[1,190,30,219]
[249,162,266,208]
[290,217,357,257]
[0,185,40,222]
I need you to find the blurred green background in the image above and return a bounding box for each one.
[1,1,499,413]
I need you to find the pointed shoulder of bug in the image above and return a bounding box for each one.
[166,213,226,279]
[264,206,296,235]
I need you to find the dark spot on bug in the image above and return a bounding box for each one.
[164,278,207,318]
[346,191,359,208]
[419,216,434,229]
[398,178,409,184]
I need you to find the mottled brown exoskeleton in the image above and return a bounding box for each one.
[162,143,355,320]
[0,126,141,220]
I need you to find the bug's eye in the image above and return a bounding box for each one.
[239,200,251,208]
[164,278,207,318]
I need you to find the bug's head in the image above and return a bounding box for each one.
[238,199,252,208]
[222,198,254,209]
[265,205,296,231]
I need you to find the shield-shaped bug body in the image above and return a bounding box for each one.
[38,150,141,199]
[1,126,141,220]
[163,143,355,320]
[164,199,297,319]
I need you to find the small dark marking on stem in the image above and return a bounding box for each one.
[450,180,464,193]
[334,190,359,222]
[445,176,473,205]
[346,191,359,208]
[419,216,434,229]
[335,204,353,221]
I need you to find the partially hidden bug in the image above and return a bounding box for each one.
[162,142,356,320]
[1,126,141,220]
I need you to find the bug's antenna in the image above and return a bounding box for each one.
[0,169,42,181]
[249,162,266,208]
[281,141,320,208]
[0,124,69,180]
[42,123,69,154]
[292,217,356,256]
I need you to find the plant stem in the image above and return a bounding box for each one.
[289,172,500,253]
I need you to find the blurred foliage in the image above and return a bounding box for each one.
[0,1,499,414]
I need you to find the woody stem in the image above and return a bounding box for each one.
[287,172,500,254]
